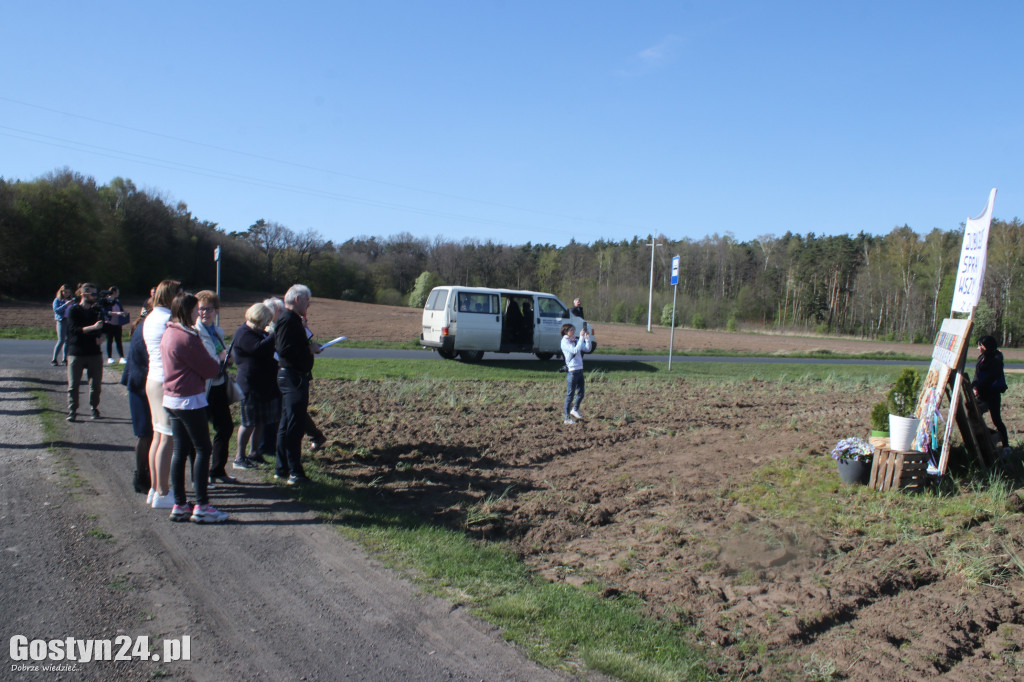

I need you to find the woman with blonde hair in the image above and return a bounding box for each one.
[232,302,280,469]
[51,284,75,366]
[143,279,181,509]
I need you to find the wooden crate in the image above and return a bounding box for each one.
[869,446,930,493]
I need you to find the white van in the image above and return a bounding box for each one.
[420,286,595,361]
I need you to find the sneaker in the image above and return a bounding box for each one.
[151,492,175,509]
[191,504,229,523]
[563,418,576,425]
[274,474,289,482]
[210,475,236,485]
[91,408,101,420]
[232,459,253,470]
[106,358,115,365]
[51,360,59,367]
[570,409,583,420]
[66,412,76,422]
[118,357,126,364]
[287,475,309,486]
[146,488,156,505]
[169,503,194,522]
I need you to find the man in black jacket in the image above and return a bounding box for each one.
[274,284,322,484]
[66,283,106,421]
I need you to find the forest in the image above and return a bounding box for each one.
[2,169,1021,346]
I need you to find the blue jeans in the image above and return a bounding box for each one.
[168,406,213,507]
[52,319,68,363]
[276,368,309,478]
[564,369,584,417]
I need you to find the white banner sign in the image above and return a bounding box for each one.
[951,188,997,313]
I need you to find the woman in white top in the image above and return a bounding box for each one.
[142,279,181,509]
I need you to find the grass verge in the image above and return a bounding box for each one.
[273,465,716,681]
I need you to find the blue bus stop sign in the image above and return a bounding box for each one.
[670,255,680,286]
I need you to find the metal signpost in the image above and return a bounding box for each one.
[214,245,222,325]
[668,255,679,370]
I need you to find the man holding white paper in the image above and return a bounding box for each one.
[274,284,322,484]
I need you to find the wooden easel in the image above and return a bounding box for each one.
[934,318,993,474]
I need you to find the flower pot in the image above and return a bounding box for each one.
[888,414,921,452]
[837,457,871,485]
[868,429,890,448]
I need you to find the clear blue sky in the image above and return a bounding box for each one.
[3,2,1022,247]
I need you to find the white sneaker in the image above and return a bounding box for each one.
[118,357,126,364]
[106,358,115,365]
[570,409,583,420]
[146,488,156,505]
[151,492,175,509]
[563,418,576,425]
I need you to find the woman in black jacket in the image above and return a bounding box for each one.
[232,302,280,469]
[972,334,1011,456]
[120,302,153,493]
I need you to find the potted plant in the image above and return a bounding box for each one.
[831,437,874,484]
[870,400,890,445]
[887,368,922,451]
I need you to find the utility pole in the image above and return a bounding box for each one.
[647,237,662,332]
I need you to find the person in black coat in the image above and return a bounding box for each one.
[232,303,280,469]
[972,334,1011,455]
[121,303,153,493]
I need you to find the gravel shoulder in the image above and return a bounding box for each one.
[0,367,564,680]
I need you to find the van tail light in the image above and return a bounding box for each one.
[442,327,449,336]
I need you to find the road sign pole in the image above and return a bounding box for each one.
[668,255,680,371]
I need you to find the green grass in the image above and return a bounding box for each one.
[312,356,911,386]
[275,466,716,680]
[0,326,53,340]
[731,454,1019,540]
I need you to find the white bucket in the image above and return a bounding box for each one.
[889,414,921,452]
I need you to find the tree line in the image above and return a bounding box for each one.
[2,169,1021,346]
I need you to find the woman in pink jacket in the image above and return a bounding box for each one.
[161,293,229,524]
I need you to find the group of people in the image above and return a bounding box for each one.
[55,280,325,524]
[52,284,130,368]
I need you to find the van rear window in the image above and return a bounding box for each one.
[425,289,447,311]
[457,293,498,314]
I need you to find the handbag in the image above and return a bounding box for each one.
[219,334,243,404]
[225,376,244,405]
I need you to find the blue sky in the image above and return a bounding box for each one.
[2,2,1021,247]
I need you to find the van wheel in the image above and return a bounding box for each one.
[459,350,484,362]
[438,348,456,360]
[535,352,553,361]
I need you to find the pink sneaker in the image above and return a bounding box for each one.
[168,503,194,523]
[190,504,229,524]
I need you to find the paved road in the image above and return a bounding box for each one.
[5,339,965,371]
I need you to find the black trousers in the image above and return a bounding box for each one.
[206,381,235,476]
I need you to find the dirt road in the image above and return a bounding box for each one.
[0,367,564,681]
